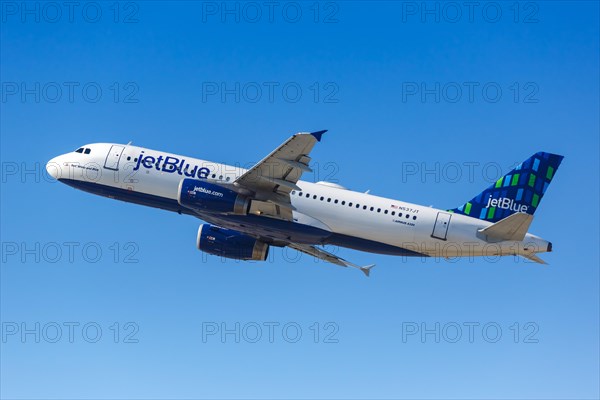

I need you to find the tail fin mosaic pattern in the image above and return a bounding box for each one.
[451,152,564,223]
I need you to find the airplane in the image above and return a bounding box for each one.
[46,131,564,276]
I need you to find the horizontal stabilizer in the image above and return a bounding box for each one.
[478,212,533,242]
[360,264,375,277]
[288,243,375,277]
[521,253,548,265]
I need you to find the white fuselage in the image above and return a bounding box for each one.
[47,143,551,260]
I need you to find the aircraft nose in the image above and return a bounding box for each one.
[46,157,61,180]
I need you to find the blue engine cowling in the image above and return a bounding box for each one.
[178,179,250,215]
[197,224,269,261]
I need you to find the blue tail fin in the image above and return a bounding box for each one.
[451,152,564,223]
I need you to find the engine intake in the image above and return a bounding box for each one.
[178,179,249,215]
[197,224,269,261]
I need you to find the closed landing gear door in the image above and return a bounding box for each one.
[432,212,452,240]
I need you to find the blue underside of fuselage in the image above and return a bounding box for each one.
[59,179,426,257]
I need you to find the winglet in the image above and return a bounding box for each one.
[310,130,328,142]
[360,264,375,277]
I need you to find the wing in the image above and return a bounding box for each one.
[288,243,375,277]
[234,130,327,221]
[192,214,374,277]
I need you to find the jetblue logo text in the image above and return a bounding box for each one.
[133,152,211,179]
[202,322,339,344]
[193,186,224,197]
[486,196,528,213]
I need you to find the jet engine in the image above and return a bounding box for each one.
[197,224,269,261]
[178,179,250,215]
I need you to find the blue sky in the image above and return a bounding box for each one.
[1,1,599,399]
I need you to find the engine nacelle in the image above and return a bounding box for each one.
[178,179,250,215]
[197,224,269,261]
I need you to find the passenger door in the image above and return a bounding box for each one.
[104,145,125,171]
[431,212,452,240]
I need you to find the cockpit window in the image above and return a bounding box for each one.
[75,148,84,153]
[84,148,91,154]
